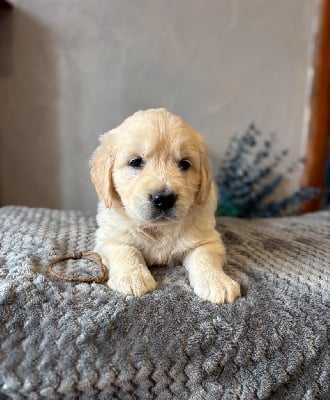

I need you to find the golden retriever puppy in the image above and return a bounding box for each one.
[90,108,240,304]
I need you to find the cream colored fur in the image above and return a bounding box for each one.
[90,108,240,304]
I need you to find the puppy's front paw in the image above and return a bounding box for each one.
[192,271,240,304]
[107,268,157,297]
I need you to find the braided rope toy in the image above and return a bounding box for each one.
[48,251,109,283]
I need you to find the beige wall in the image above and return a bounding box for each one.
[0,0,320,212]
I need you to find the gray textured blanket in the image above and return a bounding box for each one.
[0,206,329,399]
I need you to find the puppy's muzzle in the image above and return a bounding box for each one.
[149,190,177,211]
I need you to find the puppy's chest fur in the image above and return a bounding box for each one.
[131,225,190,266]
[96,203,211,267]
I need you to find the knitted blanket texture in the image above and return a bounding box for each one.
[0,206,329,399]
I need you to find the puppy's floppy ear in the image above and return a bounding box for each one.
[90,134,116,208]
[196,140,212,207]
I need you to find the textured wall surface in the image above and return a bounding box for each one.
[0,0,319,212]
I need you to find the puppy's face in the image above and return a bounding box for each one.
[90,109,211,224]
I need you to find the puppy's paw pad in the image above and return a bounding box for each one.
[193,273,240,304]
[107,269,157,297]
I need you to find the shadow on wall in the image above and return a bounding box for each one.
[0,8,61,208]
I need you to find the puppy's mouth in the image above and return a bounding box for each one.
[123,203,181,224]
[148,210,179,224]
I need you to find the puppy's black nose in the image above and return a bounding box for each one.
[149,191,177,211]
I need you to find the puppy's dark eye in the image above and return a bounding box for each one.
[178,159,191,171]
[128,157,144,169]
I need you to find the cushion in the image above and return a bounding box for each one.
[0,206,329,399]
